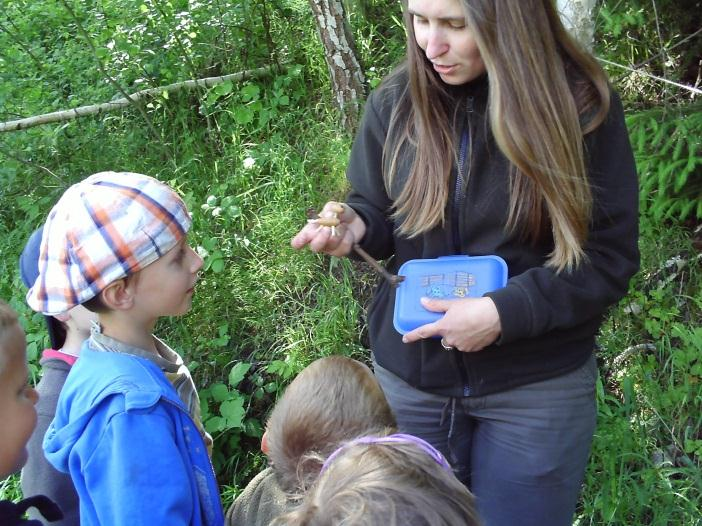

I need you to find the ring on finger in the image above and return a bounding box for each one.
[440,338,454,351]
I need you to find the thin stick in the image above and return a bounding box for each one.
[352,244,405,287]
[307,206,405,287]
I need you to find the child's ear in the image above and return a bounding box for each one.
[261,430,270,455]
[100,279,134,310]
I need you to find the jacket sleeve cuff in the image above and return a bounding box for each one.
[484,282,534,345]
[346,203,394,261]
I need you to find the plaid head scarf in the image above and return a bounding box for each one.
[26,172,192,315]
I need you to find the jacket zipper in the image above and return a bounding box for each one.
[452,128,469,252]
[452,96,474,397]
[162,397,220,501]
[452,96,473,251]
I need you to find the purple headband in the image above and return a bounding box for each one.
[320,433,452,473]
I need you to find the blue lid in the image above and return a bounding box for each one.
[392,255,508,335]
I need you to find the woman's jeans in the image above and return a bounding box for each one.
[373,353,597,526]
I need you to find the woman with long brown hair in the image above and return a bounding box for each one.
[292,1,639,524]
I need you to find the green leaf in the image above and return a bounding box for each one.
[228,362,251,388]
[26,341,38,362]
[240,84,260,102]
[220,397,245,428]
[215,81,233,96]
[243,418,263,438]
[200,398,210,420]
[234,106,254,124]
[205,416,225,433]
[211,257,225,273]
[202,235,217,251]
[211,382,229,402]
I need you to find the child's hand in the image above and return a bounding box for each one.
[291,202,366,257]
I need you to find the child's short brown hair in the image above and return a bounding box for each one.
[265,356,396,492]
[272,436,481,526]
[0,300,19,372]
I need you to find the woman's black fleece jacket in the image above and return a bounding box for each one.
[346,72,640,397]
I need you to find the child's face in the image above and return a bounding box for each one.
[0,324,38,478]
[132,237,203,319]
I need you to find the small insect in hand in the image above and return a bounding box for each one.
[303,205,405,287]
[306,204,344,236]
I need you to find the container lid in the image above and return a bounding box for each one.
[393,255,507,335]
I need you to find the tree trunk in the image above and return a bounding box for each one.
[309,0,365,134]
[557,0,597,51]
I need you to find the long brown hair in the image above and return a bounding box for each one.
[384,0,610,272]
[271,438,481,526]
[265,356,397,493]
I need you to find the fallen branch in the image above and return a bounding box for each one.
[597,57,702,96]
[0,64,283,133]
[612,343,657,369]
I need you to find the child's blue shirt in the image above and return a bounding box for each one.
[43,341,224,526]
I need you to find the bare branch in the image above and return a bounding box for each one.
[597,57,702,96]
[0,65,282,133]
[612,343,657,369]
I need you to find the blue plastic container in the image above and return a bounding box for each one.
[393,255,508,335]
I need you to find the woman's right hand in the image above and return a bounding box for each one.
[290,201,366,257]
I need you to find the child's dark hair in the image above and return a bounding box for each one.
[265,356,397,493]
[81,273,140,314]
[271,438,481,526]
[80,295,107,314]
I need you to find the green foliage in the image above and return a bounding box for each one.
[2,1,701,523]
[0,0,368,493]
[626,102,702,222]
[596,0,702,106]
[576,217,702,524]
[0,476,22,503]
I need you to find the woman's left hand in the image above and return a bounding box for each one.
[401,297,502,352]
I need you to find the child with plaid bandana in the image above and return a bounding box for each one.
[25,172,224,526]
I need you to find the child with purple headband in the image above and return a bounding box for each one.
[227,356,397,526]
[25,172,223,526]
[272,433,481,526]
[319,433,452,473]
